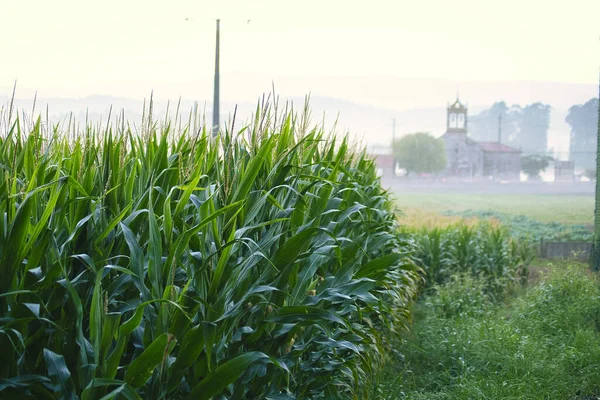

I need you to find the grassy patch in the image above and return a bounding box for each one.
[397,207,485,229]
[395,193,593,224]
[442,210,593,242]
[371,262,600,399]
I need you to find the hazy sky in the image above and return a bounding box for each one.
[1,0,599,108]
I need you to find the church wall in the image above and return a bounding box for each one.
[442,133,484,177]
[440,97,520,180]
[483,152,521,180]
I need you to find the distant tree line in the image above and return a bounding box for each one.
[468,102,551,153]
[469,98,599,171]
[566,98,599,171]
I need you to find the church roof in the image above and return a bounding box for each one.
[440,133,521,153]
[477,142,521,153]
[448,98,467,110]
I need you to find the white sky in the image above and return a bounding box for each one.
[1,0,599,107]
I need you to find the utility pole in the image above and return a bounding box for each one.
[392,118,397,176]
[212,19,220,136]
[594,66,600,270]
[498,113,502,144]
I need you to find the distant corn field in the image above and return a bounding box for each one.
[404,222,535,294]
[0,100,419,399]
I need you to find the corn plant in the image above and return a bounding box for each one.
[403,222,533,296]
[0,102,418,399]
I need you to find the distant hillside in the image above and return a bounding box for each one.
[1,78,595,157]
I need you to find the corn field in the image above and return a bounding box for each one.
[0,102,419,399]
[404,222,535,295]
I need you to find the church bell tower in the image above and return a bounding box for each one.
[446,97,468,134]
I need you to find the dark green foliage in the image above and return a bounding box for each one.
[567,97,599,171]
[392,132,447,175]
[443,209,593,242]
[0,104,419,399]
[585,168,596,179]
[521,154,553,180]
[470,101,551,153]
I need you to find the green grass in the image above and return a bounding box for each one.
[371,261,600,399]
[395,193,593,224]
[442,210,593,242]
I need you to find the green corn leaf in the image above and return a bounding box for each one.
[167,324,205,392]
[203,322,217,373]
[266,306,350,329]
[0,374,52,392]
[231,137,274,203]
[185,352,269,400]
[43,348,77,400]
[100,313,121,362]
[94,202,133,248]
[125,333,176,388]
[355,253,403,279]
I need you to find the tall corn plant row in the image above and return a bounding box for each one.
[0,102,418,399]
[404,222,534,296]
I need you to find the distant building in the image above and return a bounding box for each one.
[373,154,395,177]
[441,98,521,180]
[554,160,575,181]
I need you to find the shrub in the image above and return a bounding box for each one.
[428,274,493,319]
[521,154,553,180]
[392,132,447,175]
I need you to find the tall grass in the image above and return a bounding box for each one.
[372,262,600,399]
[0,101,418,399]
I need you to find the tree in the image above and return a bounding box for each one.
[470,101,550,152]
[521,154,553,180]
[392,132,446,175]
[470,101,517,143]
[518,103,551,153]
[566,97,599,171]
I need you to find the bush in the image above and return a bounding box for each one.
[392,132,447,175]
[521,154,553,180]
[428,274,493,319]
[0,104,419,399]
[584,168,596,180]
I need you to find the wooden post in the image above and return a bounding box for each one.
[540,237,545,259]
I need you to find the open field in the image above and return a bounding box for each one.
[386,185,593,225]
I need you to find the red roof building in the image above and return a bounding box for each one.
[477,142,521,153]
